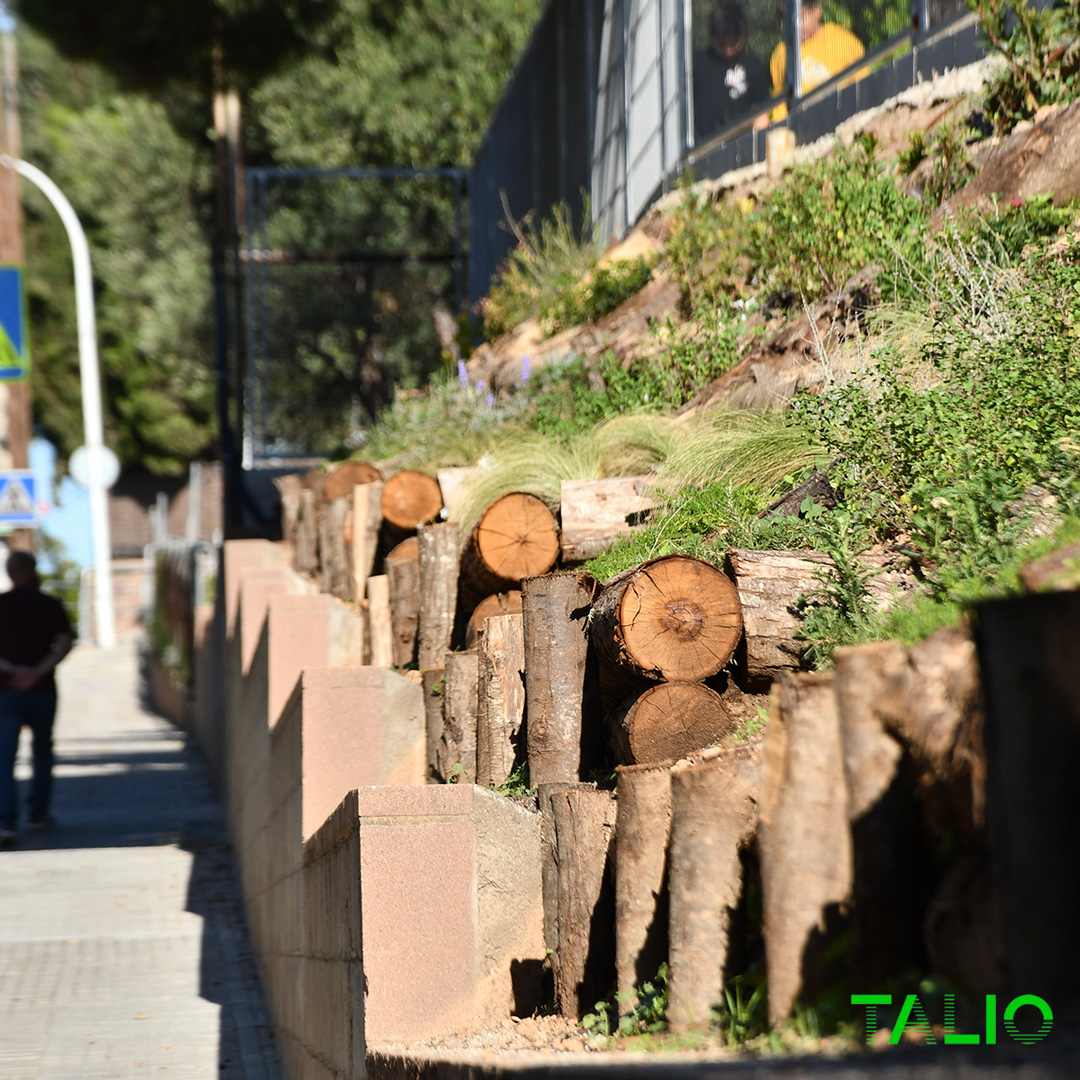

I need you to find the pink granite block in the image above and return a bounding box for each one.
[265,593,333,725]
[224,539,289,636]
[236,567,295,675]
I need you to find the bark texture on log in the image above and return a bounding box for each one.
[547,786,617,1019]
[384,537,421,667]
[724,549,917,689]
[367,575,393,668]
[668,740,762,1031]
[442,649,479,784]
[460,493,560,605]
[350,481,384,603]
[475,613,526,789]
[522,571,598,786]
[610,681,739,766]
[423,667,447,784]
[833,626,984,833]
[590,555,742,690]
[322,459,382,503]
[464,590,523,648]
[296,487,319,575]
[615,761,674,1013]
[559,476,655,563]
[538,782,589,984]
[381,469,444,533]
[417,521,460,671]
[759,671,852,1026]
[318,497,352,600]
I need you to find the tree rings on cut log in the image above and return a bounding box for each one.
[591,555,743,687]
[381,470,444,532]
[475,492,560,582]
[322,459,383,503]
[612,681,739,765]
[465,590,523,648]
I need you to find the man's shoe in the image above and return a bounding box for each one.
[0,828,16,848]
[26,815,54,832]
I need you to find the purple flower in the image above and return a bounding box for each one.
[476,378,486,392]
[486,393,496,408]
[520,354,531,385]
[457,359,468,387]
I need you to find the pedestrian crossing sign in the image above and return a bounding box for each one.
[0,265,29,381]
[0,471,37,529]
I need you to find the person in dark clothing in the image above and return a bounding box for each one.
[693,0,770,139]
[0,550,74,846]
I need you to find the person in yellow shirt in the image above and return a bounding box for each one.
[768,1,865,118]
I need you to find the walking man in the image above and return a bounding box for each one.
[0,550,74,847]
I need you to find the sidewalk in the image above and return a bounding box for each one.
[0,640,281,1080]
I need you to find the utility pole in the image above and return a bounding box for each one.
[0,2,31,552]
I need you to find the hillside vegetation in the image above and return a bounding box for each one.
[360,0,1080,669]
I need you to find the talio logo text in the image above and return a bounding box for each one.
[851,994,1053,1046]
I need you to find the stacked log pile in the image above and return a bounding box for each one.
[276,465,1018,1030]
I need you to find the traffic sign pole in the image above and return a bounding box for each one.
[3,156,115,648]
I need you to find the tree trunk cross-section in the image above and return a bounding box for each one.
[465,590,523,649]
[461,493,560,607]
[591,556,742,689]
[611,681,739,766]
[322,460,382,503]
[381,469,444,533]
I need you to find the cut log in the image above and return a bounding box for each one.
[350,481,384,602]
[381,469,443,534]
[547,786,617,1019]
[559,476,656,563]
[464,590,523,649]
[538,782,588,985]
[384,537,421,667]
[275,473,303,551]
[442,649,479,784]
[1019,538,1080,592]
[435,465,478,520]
[302,467,327,500]
[318,496,352,600]
[590,555,742,691]
[417,521,460,671]
[367,575,393,668]
[667,739,763,1031]
[475,613,526,789]
[522,571,599,786]
[724,549,917,689]
[295,487,319,575]
[460,492,560,605]
[322,459,382,503]
[615,761,674,1014]
[759,671,852,1026]
[611,681,739,766]
[423,667,446,784]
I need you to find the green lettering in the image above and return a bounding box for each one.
[890,994,936,1046]
[1003,995,1053,1045]
[851,994,892,1046]
[944,993,979,1045]
[986,994,997,1045]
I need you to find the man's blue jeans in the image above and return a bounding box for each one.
[0,690,58,830]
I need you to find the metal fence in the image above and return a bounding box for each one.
[469,0,975,306]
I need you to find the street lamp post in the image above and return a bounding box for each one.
[2,154,116,648]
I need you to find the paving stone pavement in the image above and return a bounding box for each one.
[0,640,282,1080]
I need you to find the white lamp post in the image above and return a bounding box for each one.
[2,154,116,648]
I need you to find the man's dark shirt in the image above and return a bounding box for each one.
[693,45,770,139]
[0,587,72,694]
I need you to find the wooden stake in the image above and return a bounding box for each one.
[423,667,446,784]
[295,487,319,575]
[475,613,526,788]
[318,496,351,600]
[464,590,522,648]
[351,480,384,602]
[367,575,393,668]
[522,571,598,786]
[615,761,674,1013]
[442,649,479,783]
[417,521,460,670]
[667,740,762,1030]
[384,536,421,667]
[759,672,852,1026]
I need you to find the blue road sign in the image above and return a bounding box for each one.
[0,265,28,381]
[0,470,37,529]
